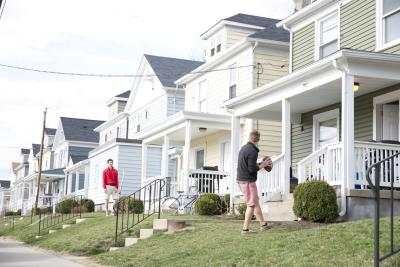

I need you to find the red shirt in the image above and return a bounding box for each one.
[103,167,119,189]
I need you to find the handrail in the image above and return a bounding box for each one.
[366,151,400,267]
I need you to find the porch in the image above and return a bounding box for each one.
[225,49,400,215]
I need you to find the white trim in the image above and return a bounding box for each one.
[315,10,340,61]
[373,89,400,141]
[219,137,231,172]
[376,0,400,51]
[193,146,205,170]
[201,20,264,40]
[312,109,340,151]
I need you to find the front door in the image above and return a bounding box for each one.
[382,104,399,141]
[220,141,231,172]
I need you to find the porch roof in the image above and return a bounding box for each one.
[138,111,231,145]
[225,49,400,118]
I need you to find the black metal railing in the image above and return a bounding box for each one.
[366,151,400,267]
[115,179,166,244]
[38,195,83,235]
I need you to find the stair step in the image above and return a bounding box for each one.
[153,219,168,231]
[125,238,139,247]
[139,229,154,239]
[62,224,71,229]
[76,218,86,224]
[109,247,120,252]
[167,220,186,232]
[49,230,57,234]
[263,194,297,221]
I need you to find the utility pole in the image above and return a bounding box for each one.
[34,108,47,213]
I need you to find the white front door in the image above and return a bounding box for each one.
[382,104,399,141]
[220,141,231,172]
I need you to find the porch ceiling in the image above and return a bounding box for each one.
[246,76,398,120]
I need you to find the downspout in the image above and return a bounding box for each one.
[282,23,293,73]
[225,107,237,214]
[250,41,258,131]
[332,58,347,217]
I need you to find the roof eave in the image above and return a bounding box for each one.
[201,20,265,40]
[246,37,290,47]
[94,112,129,132]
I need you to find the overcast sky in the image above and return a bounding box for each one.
[0,0,293,178]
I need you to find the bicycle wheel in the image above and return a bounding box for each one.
[162,197,180,213]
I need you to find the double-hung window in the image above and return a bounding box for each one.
[229,63,237,99]
[198,80,207,112]
[382,0,400,46]
[318,12,339,59]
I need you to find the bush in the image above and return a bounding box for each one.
[16,209,21,216]
[56,198,78,214]
[5,211,16,216]
[80,199,95,212]
[235,203,247,220]
[221,194,230,213]
[194,193,223,216]
[293,180,338,223]
[118,197,144,214]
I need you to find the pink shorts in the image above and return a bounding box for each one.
[238,182,259,207]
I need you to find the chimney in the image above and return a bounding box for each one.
[293,0,304,10]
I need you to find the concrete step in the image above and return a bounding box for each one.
[76,218,86,224]
[125,238,139,247]
[167,220,186,232]
[49,230,57,234]
[109,247,120,252]
[62,224,71,229]
[139,229,154,239]
[153,219,168,231]
[263,194,297,221]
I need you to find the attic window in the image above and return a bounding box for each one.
[210,35,222,57]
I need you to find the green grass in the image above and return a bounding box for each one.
[2,212,400,266]
[94,216,400,267]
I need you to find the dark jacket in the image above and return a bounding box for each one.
[237,142,260,183]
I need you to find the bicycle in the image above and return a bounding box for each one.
[162,186,200,214]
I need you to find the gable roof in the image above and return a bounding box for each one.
[0,180,10,188]
[70,155,88,164]
[60,117,105,143]
[32,143,41,156]
[144,55,204,87]
[21,148,30,155]
[223,13,281,28]
[45,128,57,136]
[248,27,290,42]
[115,90,131,99]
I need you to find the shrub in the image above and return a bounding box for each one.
[71,206,88,214]
[56,198,78,214]
[194,193,223,216]
[293,180,338,223]
[5,211,16,216]
[235,203,247,220]
[118,197,144,214]
[220,194,230,213]
[80,199,95,212]
[16,209,21,216]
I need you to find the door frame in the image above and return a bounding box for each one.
[373,89,400,141]
[219,137,231,172]
[312,109,340,151]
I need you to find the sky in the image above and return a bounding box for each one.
[0,0,294,178]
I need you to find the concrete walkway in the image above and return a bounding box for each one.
[0,238,88,267]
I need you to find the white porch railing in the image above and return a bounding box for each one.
[144,176,178,198]
[188,169,230,195]
[256,154,285,201]
[298,141,400,188]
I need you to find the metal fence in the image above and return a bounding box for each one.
[366,151,400,267]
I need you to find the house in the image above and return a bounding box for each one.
[0,179,11,216]
[136,14,289,198]
[89,54,202,208]
[225,0,400,221]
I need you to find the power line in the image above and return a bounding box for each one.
[0,0,6,20]
[0,62,287,78]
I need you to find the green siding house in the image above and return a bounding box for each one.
[226,0,400,221]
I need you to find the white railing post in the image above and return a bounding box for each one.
[161,135,170,178]
[182,121,192,194]
[230,115,241,210]
[141,143,148,188]
[282,99,291,195]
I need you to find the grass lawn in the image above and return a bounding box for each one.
[2,212,400,266]
[95,216,400,267]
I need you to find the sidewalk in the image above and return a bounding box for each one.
[0,237,92,267]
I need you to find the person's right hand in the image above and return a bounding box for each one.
[259,161,269,169]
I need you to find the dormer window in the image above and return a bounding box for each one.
[210,35,222,57]
[317,12,339,59]
[229,63,237,99]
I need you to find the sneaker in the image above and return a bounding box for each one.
[260,222,272,232]
[105,212,109,217]
[241,229,256,235]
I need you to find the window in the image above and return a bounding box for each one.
[317,12,339,59]
[198,80,207,112]
[116,127,120,138]
[78,174,85,190]
[210,35,222,57]
[313,109,340,151]
[71,173,76,193]
[382,0,400,45]
[229,63,237,99]
[195,149,205,169]
[145,109,149,120]
[210,39,215,57]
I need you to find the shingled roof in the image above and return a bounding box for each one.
[60,117,105,143]
[21,148,30,155]
[144,55,204,87]
[32,144,41,156]
[0,180,10,188]
[45,128,57,136]
[223,13,281,28]
[70,155,88,164]
[114,90,131,99]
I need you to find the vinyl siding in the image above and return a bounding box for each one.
[382,44,400,55]
[146,146,162,177]
[291,83,400,167]
[225,27,256,49]
[117,145,142,195]
[167,95,185,116]
[253,51,289,88]
[254,120,282,157]
[292,23,315,71]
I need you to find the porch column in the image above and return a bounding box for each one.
[182,120,192,193]
[84,167,89,197]
[64,173,68,195]
[230,115,241,210]
[161,135,170,178]
[67,173,72,194]
[141,143,148,187]
[282,99,291,195]
[75,171,80,193]
[341,73,355,192]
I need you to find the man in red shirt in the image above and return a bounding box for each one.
[103,159,119,216]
